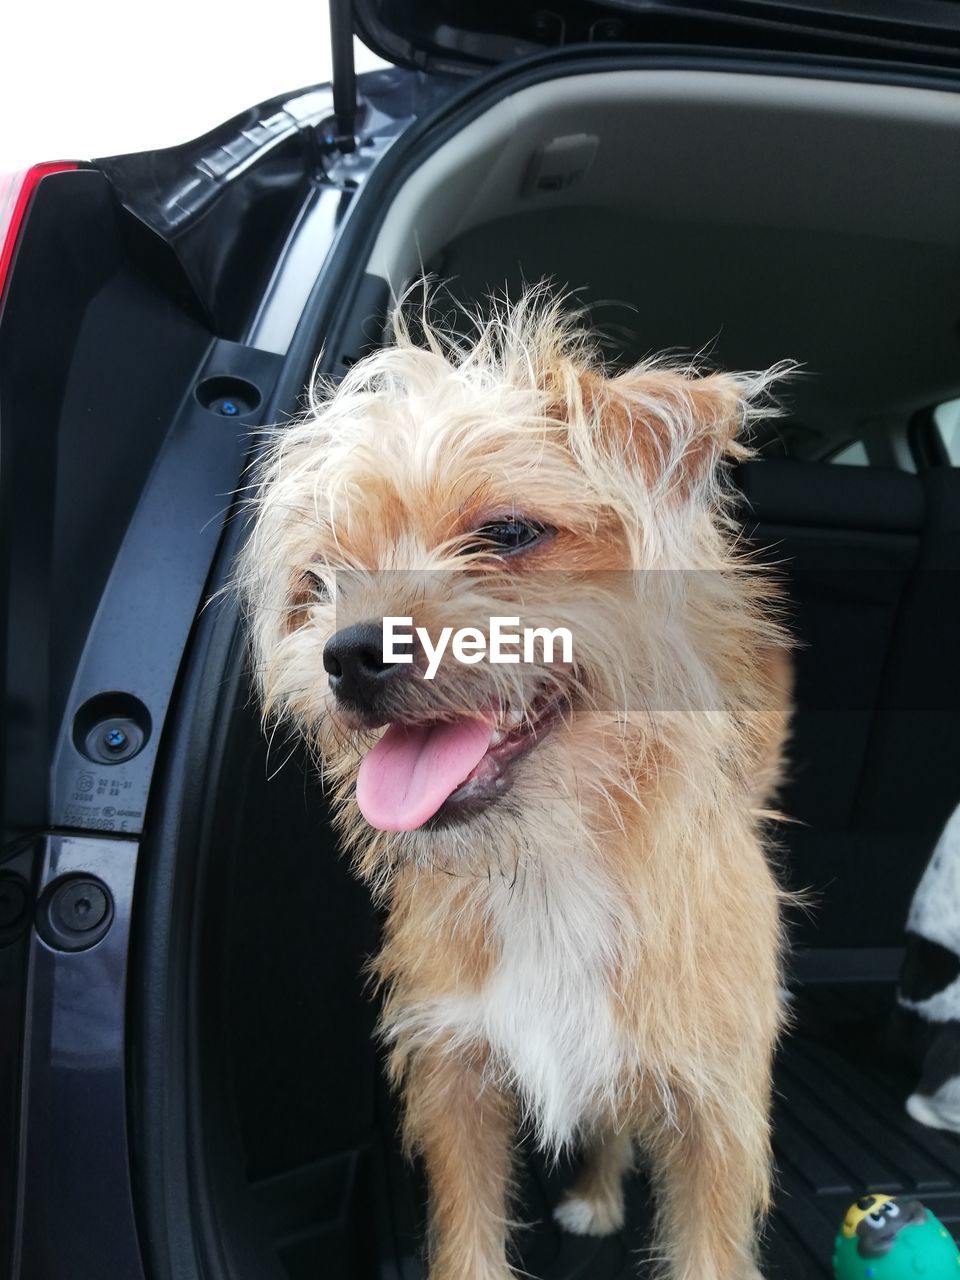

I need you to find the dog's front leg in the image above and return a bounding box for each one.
[401,1041,516,1280]
[649,1093,770,1280]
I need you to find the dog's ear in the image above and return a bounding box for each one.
[573,365,756,503]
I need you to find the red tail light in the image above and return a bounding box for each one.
[0,161,79,307]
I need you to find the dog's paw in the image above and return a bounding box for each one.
[553,1192,625,1236]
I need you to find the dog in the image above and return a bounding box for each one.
[237,290,793,1280]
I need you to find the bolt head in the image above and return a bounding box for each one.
[53,881,109,933]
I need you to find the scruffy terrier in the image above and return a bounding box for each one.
[238,291,793,1280]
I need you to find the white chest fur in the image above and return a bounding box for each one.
[388,850,627,1152]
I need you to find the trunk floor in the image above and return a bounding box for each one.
[381,986,960,1278]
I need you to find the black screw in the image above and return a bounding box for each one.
[82,715,143,764]
[103,726,128,752]
[38,877,114,952]
[52,880,109,934]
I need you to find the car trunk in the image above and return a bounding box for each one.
[129,44,960,1280]
[179,713,960,1280]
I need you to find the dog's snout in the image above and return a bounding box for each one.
[324,621,400,716]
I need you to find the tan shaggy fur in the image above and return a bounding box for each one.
[236,289,795,1280]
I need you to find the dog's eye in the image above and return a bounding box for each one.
[299,569,328,601]
[464,518,551,557]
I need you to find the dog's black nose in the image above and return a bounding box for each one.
[323,621,401,716]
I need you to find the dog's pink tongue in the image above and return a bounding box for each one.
[356,718,492,831]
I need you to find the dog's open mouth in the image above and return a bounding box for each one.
[355,692,564,832]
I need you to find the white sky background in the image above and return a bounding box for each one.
[0,1,388,173]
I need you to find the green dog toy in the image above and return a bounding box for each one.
[833,1193,960,1278]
